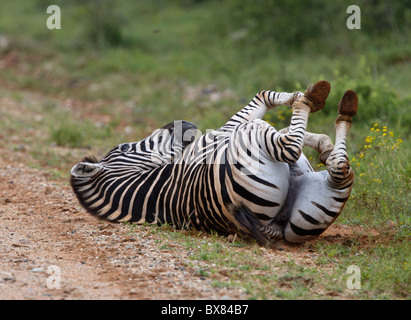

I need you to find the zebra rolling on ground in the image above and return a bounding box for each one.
[70,80,358,245]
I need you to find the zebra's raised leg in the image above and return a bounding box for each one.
[279,127,335,165]
[224,90,304,128]
[264,80,331,164]
[325,90,358,188]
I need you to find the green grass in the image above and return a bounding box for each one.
[0,0,409,299]
[123,222,410,299]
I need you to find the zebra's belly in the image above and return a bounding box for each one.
[226,160,290,222]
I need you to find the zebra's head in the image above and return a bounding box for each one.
[69,144,140,215]
[70,142,143,180]
[70,143,132,180]
[71,120,199,180]
[70,120,199,218]
[69,143,147,220]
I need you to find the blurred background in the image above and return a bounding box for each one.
[0,0,410,226]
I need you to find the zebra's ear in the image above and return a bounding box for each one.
[70,162,103,178]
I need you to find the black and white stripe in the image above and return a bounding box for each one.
[71,86,356,245]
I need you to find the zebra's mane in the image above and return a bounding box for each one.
[82,155,99,164]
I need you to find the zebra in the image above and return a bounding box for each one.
[70,80,358,245]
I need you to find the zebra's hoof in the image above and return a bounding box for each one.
[304,80,331,112]
[338,90,358,117]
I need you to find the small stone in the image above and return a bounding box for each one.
[1,272,15,282]
[129,289,138,295]
[2,277,15,282]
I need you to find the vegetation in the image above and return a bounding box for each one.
[123,221,409,299]
[0,0,409,299]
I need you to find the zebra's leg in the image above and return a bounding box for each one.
[264,80,331,164]
[279,127,335,165]
[325,90,358,188]
[224,90,304,128]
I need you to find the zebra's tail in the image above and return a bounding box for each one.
[232,206,278,248]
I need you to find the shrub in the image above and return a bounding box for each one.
[51,123,84,148]
[324,56,411,130]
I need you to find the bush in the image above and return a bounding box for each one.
[211,0,411,54]
[51,123,84,148]
[66,0,126,48]
[324,56,411,130]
